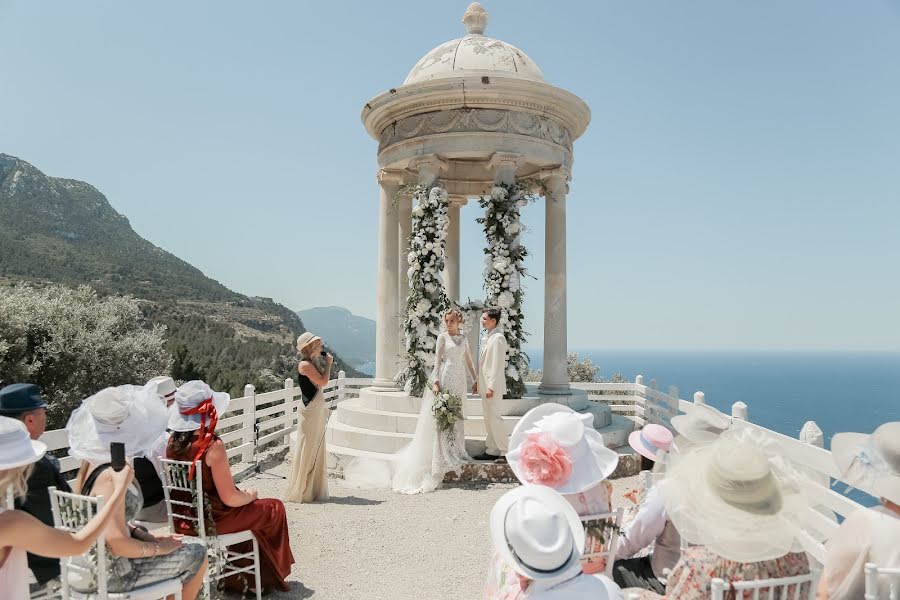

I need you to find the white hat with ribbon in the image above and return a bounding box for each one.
[507,403,619,495]
[670,403,732,446]
[66,385,168,462]
[832,422,900,505]
[167,380,230,433]
[490,485,585,585]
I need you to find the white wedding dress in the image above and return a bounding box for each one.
[392,331,477,494]
[342,331,477,493]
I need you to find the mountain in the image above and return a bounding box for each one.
[297,306,375,375]
[0,153,363,398]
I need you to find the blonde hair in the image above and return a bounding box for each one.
[444,307,464,325]
[0,464,34,503]
[297,338,319,360]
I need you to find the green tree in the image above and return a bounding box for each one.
[0,284,172,429]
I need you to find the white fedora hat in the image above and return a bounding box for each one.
[146,376,177,398]
[507,403,619,494]
[490,485,585,585]
[832,422,900,505]
[296,332,322,353]
[670,403,732,446]
[662,427,811,562]
[0,416,46,470]
[168,380,230,433]
[66,385,168,462]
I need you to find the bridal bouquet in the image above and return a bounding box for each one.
[432,389,463,432]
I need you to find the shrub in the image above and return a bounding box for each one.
[0,284,171,429]
[525,352,601,383]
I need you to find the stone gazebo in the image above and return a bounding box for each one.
[325,3,633,464]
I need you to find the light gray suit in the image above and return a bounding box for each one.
[478,328,509,456]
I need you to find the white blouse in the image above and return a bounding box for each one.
[823,505,900,599]
[0,508,28,600]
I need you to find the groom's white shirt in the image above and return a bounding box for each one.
[479,327,508,396]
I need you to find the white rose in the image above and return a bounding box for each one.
[506,366,519,381]
[506,221,520,235]
[498,291,514,309]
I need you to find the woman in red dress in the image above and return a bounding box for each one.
[166,381,294,594]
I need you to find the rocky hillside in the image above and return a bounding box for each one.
[0,154,362,395]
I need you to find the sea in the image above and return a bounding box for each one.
[526,349,900,507]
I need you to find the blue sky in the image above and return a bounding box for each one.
[2,1,898,350]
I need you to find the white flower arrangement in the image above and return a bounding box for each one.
[397,183,450,396]
[476,178,541,399]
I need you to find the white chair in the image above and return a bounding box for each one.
[865,562,900,600]
[48,486,182,600]
[161,458,262,600]
[580,507,624,579]
[710,566,820,600]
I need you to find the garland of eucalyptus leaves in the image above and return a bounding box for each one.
[397,182,450,397]
[476,179,540,399]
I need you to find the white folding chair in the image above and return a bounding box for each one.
[710,566,820,600]
[161,458,262,600]
[580,507,624,579]
[48,486,182,600]
[865,562,900,600]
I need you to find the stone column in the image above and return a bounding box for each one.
[398,192,412,349]
[373,169,402,389]
[539,170,571,396]
[444,197,465,303]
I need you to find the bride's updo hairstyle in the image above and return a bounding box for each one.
[443,307,464,327]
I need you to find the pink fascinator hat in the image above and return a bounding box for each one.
[507,403,619,494]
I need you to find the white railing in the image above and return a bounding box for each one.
[40,371,372,477]
[40,371,869,564]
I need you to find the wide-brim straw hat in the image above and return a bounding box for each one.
[490,485,585,585]
[662,427,811,562]
[507,403,619,495]
[670,403,732,446]
[832,422,900,505]
[628,423,674,462]
[0,416,46,470]
[296,331,322,353]
[66,385,168,462]
[167,380,230,432]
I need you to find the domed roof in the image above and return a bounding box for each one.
[404,3,544,85]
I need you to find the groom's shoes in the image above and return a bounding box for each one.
[472,453,498,462]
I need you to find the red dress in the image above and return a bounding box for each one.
[167,436,295,593]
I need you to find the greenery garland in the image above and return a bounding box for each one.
[397,183,450,396]
[476,179,540,399]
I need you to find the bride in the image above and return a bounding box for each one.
[391,307,478,494]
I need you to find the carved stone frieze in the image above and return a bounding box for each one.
[379,108,573,153]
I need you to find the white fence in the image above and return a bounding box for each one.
[40,372,871,564]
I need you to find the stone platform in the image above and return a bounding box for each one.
[305,383,636,480]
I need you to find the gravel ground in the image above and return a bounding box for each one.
[232,449,640,600]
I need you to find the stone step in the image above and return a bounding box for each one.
[325,412,634,457]
[335,398,519,437]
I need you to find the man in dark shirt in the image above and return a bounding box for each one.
[0,383,71,590]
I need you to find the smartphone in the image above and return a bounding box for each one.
[110,442,126,472]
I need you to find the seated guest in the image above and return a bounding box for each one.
[135,376,178,523]
[490,485,621,599]
[621,423,674,510]
[0,383,72,594]
[0,417,134,600]
[487,404,622,599]
[67,385,208,599]
[818,422,900,599]
[669,402,732,450]
[613,424,679,594]
[167,380,294,594]
[659,428,813,600]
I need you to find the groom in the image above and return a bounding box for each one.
[473,307,510,463]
